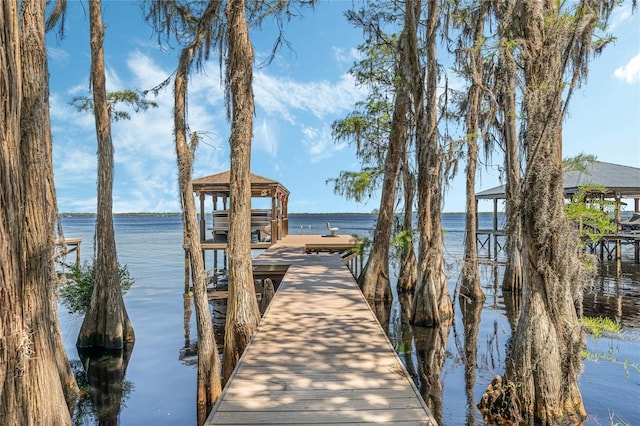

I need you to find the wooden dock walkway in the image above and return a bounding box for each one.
[205,235,436,425]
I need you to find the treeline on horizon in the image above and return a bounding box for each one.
[60,211,500,217]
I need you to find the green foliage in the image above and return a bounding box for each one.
[565,184,616,243]
[350,234,370,256]
[579,317,640,397]
[580,316,621,338]
[395,340,412,355]
[391,229,413,252]
[70,90,158,122]
[326,169,381,202]
[562,152,597,173]
[59,262,134,314]
[329,4,400,202]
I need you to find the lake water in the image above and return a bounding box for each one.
[58,213,640,425]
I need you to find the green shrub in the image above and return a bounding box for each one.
[59,262,134,314]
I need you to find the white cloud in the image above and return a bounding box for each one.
[108,53,229,207]
[254,118,278,157]
[302,126,347,163]
[105,64,125,91]
[67,82,90,97]
[49,40,367,211]
[48,47,69,62]
[56,149,96,176]
[609,3,634,31]
[332,46,361,66]
[254,71,365,123]
[58,196,98,214]
[50,92,96,132]
[188,62,226,106]
[253,73,298,123]
[127,50,173,90]
[614,52,640,84]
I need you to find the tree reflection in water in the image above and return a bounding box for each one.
[72,346,133,426]
[370,298,392,332]
[396,293,416,380]
[180,292,226,367]
[502,290,522,333]
[414,321,451,424]
[374,293,451,424]
[459,296,483,426]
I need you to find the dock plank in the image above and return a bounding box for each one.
[211,408,429,424]
[205,235,436,425]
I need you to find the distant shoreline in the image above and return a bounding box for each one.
[60,212,379,217]
[60,211,497,217]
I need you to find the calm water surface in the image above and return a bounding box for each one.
[58,213,640,425]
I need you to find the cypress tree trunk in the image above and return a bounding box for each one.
[395,5,419,297]
[496,2,523,292]
[1,1,72,423]
[502,288,522,332]
[396,159,417,294]
[412,0,452,326]
[78,0,134,350]
[222,0,261,385]
[358,13,411,301]
[175,26,222,421]
[460,137,483,301]
[20,0,79,410]
[479,2,592,422]
[459,3,488,302]
[502,124,523,293]
[458,2,489,301]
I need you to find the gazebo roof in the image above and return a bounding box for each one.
[476,161,640,200]
[193,170,289,197]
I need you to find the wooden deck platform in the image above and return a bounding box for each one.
[477,228,640,264]
[55,237,82,265]
[586,232,640,263]
[205,235,436,425]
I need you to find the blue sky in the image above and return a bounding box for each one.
[47,1,639,214]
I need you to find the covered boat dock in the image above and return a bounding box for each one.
[475,161,640,263]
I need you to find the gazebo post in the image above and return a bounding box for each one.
[493,198,498,260]
[199,193,206,269]
[199,193,206,242]
[283,195,289,237]
[271,194,277,242]
[213,194,218,272]
[615,193,622,266]
[635,197,640,264]
[277,197,283,240]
